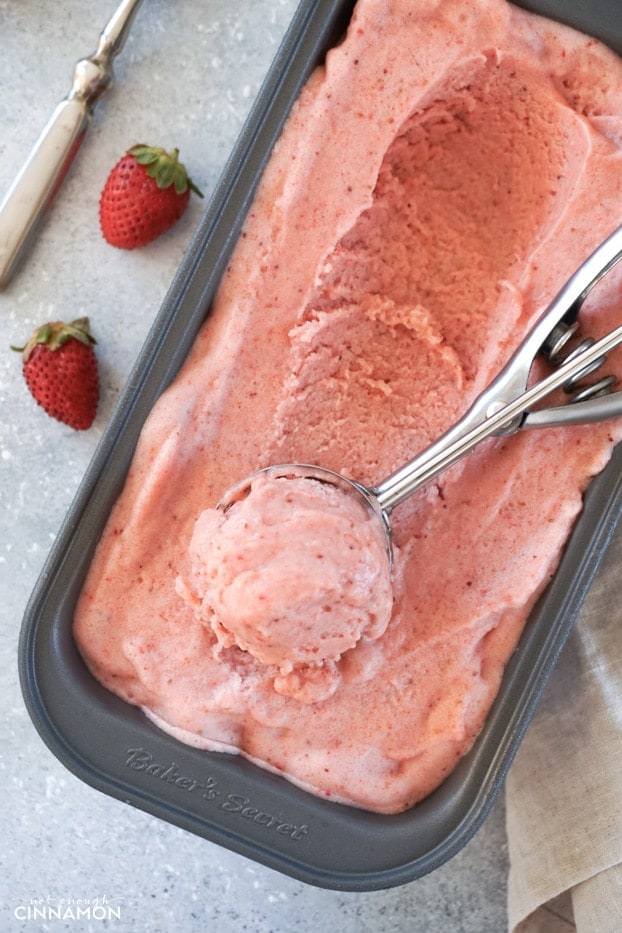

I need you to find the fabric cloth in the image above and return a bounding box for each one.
[506,521,622,932]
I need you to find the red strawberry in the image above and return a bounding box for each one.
[99,144,203,249]
[12,318,99,430]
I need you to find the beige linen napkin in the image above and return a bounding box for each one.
[506,522,622,932]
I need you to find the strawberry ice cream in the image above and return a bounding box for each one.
[176,471,393,702]
[74,0,622,812]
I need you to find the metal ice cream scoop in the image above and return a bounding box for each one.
[0,0,145,289]
[219,224,622,565]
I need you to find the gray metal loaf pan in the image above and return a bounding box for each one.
[18,0,622,891]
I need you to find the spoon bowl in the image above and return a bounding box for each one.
[218,462,394,566]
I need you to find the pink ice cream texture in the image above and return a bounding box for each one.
[176,472,392,701]
[74,0,622,813]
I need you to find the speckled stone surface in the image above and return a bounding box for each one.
[0,2,511,930]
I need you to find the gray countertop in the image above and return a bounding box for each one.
[1,1,525,930]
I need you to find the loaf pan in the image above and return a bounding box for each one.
[18,0,622,891]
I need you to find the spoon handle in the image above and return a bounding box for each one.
[0,0,144,289]
[374,323,622,514]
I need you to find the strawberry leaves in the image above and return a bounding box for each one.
[129,145,203,196]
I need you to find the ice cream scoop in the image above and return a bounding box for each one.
[219,225,622,565]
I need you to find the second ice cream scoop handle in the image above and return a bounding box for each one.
[0,0,144,290]
[0,97,92,289]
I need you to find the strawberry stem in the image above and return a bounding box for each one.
[11,317,96,359]
[128,144,203,198]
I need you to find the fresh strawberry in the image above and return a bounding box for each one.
[12,318,99,430]
[99,144,203,249]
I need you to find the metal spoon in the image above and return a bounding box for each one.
[0,0,145,289]
[219,230,622,566]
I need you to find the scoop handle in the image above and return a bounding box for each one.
[373,323,622,513]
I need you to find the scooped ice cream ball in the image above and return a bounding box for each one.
[177,472,393,674]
